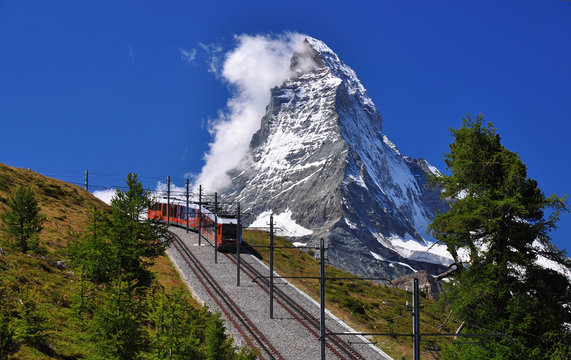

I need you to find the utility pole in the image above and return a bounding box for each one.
[214,192,218,264]
[412,278,421,360]
[85,170,88,191]
[320,238,326,360]
[185,178,190,233]
[236,202,241,287]
[167,176,171,225]
[198,185,202,246]
[269,214,274,319]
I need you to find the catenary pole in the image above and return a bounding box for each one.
[214,192,218,264]
[236,202,241,287]
[320,238,326,360]
[413,278,421,360]
[198,185,202,246]
[167,176,171,225]
[185,178,189,233]
[269,214,274,319]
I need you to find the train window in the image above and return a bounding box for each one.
[162,204,166,216]
[180,207,186,219]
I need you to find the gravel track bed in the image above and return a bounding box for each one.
[167,226,392,360]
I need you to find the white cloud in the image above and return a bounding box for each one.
[93,188,118,205]
[199,42,224,74]
[192,32,307,193]
[178,47,196,64]
[153,181,190,203]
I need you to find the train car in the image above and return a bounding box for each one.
[147,200,237,248]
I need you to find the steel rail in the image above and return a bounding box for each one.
[226,252,368,360]
[170,232,283,360]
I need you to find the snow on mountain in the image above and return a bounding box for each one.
[249,209,313,237]
[222,37,450,280]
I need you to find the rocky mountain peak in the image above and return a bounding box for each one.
[289,39,326,75]
[224,37,451,281]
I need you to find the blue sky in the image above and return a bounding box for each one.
[1,1,570,251]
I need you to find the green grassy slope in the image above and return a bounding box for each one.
[242,229,459,359]
[0,162,457,359]
[0,163,109,254]
[0,163,204,359]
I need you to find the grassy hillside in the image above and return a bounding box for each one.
[0,162,458,358]
[242,229,460,359]
[0,163,109,254]
[0,163,211,359]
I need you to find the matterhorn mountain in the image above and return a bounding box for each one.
[222,37,452,280]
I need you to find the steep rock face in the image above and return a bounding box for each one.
[388,270,443,300]
[224,37,450,280]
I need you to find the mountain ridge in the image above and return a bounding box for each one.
[222,37,451,280]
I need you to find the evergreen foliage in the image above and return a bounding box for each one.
[13,290,48,349]
[68,207,115,284]
[0,284,19,358]
[67,173,255,359]
[0,187,45,253]
[205,316,235,360]
[68,173,170,284]
[429,114,571,359]
[144,285,255,360]
[108,173,170,283]
[91,278,148,360]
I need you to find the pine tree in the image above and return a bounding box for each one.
[68,173,169,284]
[205,316,234,360]
[91,278,148,360]
[0,284,19,358]
[429,115,571,359]
[13,290,47,349]
[145,285,255,360]
[67,207,116,284]
[108,173,170,283]
[0,187,45,253]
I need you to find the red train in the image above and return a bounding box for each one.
[147,201,238,248]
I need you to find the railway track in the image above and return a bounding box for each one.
[225,252,368,360]
[170,231,284,360]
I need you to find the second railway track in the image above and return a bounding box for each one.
[224,251,367,360]
[167,227,392,360]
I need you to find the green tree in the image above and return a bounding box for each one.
[0,284,19,359]
[205,316,235,360]
[108,173,170,283]
[69,173,170,284]
[144,285,256,360]
[429,115,571,359]
[13,290,48,349]
[0,187,45,252]
[91,278,148,360]
[68,207,116,284]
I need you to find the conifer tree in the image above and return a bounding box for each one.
[91,278,148,360]
[429,115,571,359]
[13,290,47,349]
[69,173,169,284]
[108,173,170,283]
[205,316,234,360]
[0,187,45,252]
[0,285,19,358]
[68,207,115,284]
